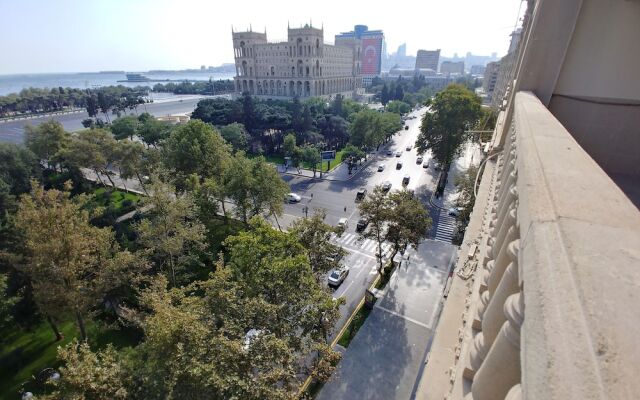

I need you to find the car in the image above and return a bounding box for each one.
[356,218,369,232]
[337,218,348,229]
[416,156,423,164]
[404,125,409,130]
[406,145,412,151]
[402,175,410,185]
[434,164,442,171]
[422,163,429,169]
[328,265,350,288]
[382,181,392,191]
[448,207,461,217]
[377,164,385,172]
[386,149,393,156]
[286,193,301,203]
[396,161,403,169]
[395,151,402,157]
[356,188,367,201]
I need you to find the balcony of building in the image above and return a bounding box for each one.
[415,90,640,400]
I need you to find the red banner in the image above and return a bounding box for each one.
[361,37,382,75]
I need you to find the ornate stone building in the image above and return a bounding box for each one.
[231,24,362,98]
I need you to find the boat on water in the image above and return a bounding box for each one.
[125,73,150,82]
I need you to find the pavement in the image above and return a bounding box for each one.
[317,240,457,400]
[0,95,218,144]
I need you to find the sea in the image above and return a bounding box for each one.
[0,71,236,96]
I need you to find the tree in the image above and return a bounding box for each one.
[289,209,347,279]
[415,84,481,167]
[302,105,313,132]
[385,190,431,264]
[110,115,139,140]
[357,186,390,274]
[301,145,321,178]
[341,144,365,175]
[162,119,232,191]
[61,129,119,187]
[386,100,410,115]
[283,132,298,157]
[137,113,172,147]
[24,119,69,168]
[113,140,148,194]
[395,85,405,101]
[219,122,248,151]
[135,180,206,287]
[454,164,479,225]
[0,274,18,330]
[0,143,41,196]
[317,115,349,148]
[291,96,303,132]
[381,84,390,106]
[241,92,256,130]
[14,182,137,341]
[331,94,343,116]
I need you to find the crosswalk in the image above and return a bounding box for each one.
[331,232,394,260]
[433,209,457,243]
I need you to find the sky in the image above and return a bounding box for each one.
[0,0,524,75]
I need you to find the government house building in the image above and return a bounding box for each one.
[231,24,362,98]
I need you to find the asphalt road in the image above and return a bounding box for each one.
[0,96,210,144]
[272,107,441,336]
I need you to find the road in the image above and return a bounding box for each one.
[0,95,217,144]
[272,107,442,335]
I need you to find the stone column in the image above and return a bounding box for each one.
[470,292,524,400]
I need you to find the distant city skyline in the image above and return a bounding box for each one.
[0,0,524,75]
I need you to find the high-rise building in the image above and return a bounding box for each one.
[482,60,500,100]
[231,24,361,98]
[470,65,486,75]
[440,60,465,75]
[415,49,440,71]
[414,1,640,399]
[335,25,384,86]
[397,43,407,58]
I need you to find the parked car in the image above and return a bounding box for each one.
[382,181,392,191]
[356,188,367,201]
[286,193,301,203]
[377,164,385,172]
[402,175,410,185]
[337,217,349,229]
[416,156,423,164]
[395,151,402,157]
[328,265,350,288]
[448,207,461,217]
[396,161,403,169]
[386,149,393,156]
[422,162,429,169]
[406,145,412,151]
[404,125,409,130]
[356,218,369,232]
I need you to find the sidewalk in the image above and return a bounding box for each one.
[430,142,483,210]
[317,240,457,400]
[276,152,378,182]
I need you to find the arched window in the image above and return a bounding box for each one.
[270,66,275,76]
[306,66,309,77]
[242,61,247,76]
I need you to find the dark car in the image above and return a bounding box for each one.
[356,218,369,232]
[356,188,367,201]
[402,175,410,185]
[404,125,409,130]
[396,161,403,169]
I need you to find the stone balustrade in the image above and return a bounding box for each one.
[462,91,640,399]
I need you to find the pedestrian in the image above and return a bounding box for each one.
[344,206,347,212]
[311,193,313,198]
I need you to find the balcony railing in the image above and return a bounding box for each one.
[463,91,640,399]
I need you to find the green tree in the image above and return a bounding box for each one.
[357,186,390,273]
[289,209,347,278]
[61,129,119,187]
[219,122,248,151]
[381,84,390,106]
[137,113,172,147]
[110,115,139,140]
[0,143,41,196]
[241,92,256,130]
[135,180,206,287]
[415,84,481,167]
[341,144,365,175]
[14,182,136,341]
[302,105,313,132]
[454,164,479,225]
[386,100,411,115]
[113,140,148,194]
[301,145,321,178]
[283,132,298,157]
[162,119,232,191]
[385,190,431,264]
[0,273,18,330]
[24,119,69,168]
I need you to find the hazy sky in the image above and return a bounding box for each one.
[0,0,524,75]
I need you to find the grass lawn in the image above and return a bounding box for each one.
[0,319,140,399]
[89,187,140,214]
[337,305,372,348]
[249,150,346,173]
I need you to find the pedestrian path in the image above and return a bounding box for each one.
[332,232,394,259]
[433,209,457,243]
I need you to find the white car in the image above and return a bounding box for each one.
[286,193,301,203]
[448,207,461,217]
[337,218,348,229]
[328,265,350,288]
[377,164,385,172]
[395,151,402,157]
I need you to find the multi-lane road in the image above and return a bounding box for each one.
[273,107,456,334]
[0,95,215,144]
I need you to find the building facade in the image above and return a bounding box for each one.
[440,60,465,75]
[482,60,500,102]
[415,0,640,399]
[232,24,361,98]
[415,49,441,71]
[335,25,384,86]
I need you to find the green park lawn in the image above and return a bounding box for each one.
[89,187,140,214]
[0,319,140,399]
